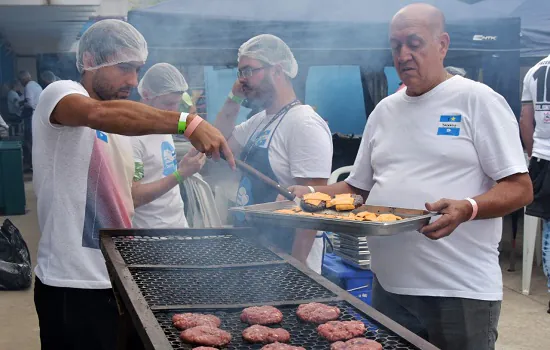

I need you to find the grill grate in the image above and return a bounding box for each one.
[154,302,417,350]
[130,264,337,307]
[114,235,282,266]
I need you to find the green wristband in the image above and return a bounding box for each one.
[228,91,244,105]
[177,121,187,134]
[173,170,184,184]
[177,112,188,134]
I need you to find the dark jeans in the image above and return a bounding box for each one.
[372,277,501,350]
[34,277,119,350]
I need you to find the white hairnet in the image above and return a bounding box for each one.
[238,34,298,79]
[41,70,56,83]
[138,63,188,99]
[76,19,148,73]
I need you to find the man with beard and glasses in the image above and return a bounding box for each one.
[132,63,206,229]
[214,34,333,273]
[286,4,532,349]
[31,19,234,350]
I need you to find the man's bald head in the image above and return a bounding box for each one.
[389,3,450,96]
[392,3,446,38]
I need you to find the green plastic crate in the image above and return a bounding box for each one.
[0,141,26,215]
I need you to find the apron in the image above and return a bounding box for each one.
[235,101,300,253]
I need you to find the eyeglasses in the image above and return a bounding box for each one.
[237,66,268,79]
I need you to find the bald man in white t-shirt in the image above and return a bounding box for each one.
[289,4,531,350]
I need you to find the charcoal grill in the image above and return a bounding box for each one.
[101,228,439,350]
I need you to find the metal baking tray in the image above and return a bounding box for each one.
[335,250,372,270]
[230,201,437,236]
[336,247,371,258]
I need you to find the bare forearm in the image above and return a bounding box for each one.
[88,100,180,136]
[309,181,369,199]
[473,173,533,220]
[132,175,180,208]
[292,229,318,264]
[520,119,534,156]
[213,99,241,139]
[520,105,535,157]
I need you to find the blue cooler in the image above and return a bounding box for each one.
[322,253,374,305]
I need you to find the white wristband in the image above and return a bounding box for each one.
[179,112,190,123]
[465,197,478,221]
[307,186,315,193]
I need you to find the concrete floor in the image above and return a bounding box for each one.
[1,181,549,350]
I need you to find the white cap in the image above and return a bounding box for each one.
[138,63,188,99]
[76,19,148,73]
[238,34,298,78]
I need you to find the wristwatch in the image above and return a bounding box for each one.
[228,91,245,105]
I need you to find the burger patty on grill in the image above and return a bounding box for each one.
[331,338,383,350]
[317,321,365,342]
[296,302,341,323]
[180,326,232,347]
[172,313,222,330]
[242,325,291,343]
[241,306,284,325]
[261,342,306,350]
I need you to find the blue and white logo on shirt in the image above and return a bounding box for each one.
[437,115,461,136]
[161,141,177,176]
[96,130,108,143]
[254,130,272,149]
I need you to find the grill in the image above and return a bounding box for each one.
[100,228,439,350]
[155,302,415,350]
[131,264,337,307]
[114,235,281,266]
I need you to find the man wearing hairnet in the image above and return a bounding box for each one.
[40,70,60,87]
[132,63,205,228]
[31,19,234,350]
[214,34,333,273]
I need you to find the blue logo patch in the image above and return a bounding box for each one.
[96,130,108,143]
[161,141,177,176]
[437,114,461,136]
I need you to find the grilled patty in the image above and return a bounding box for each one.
[180,326,232,347]
[317,321,366,342]
[241,306,284,325]
[261,342,306,350]
[296,302,341,323]
[242,325,291,344]
[172,313,221,330]
[331,338,383,350]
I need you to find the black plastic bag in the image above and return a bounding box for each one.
[0,219,32,290]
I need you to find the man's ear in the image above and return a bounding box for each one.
[440,32,450,57]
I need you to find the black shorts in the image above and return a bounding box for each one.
[34,277,119,350]
[526,157,550,219]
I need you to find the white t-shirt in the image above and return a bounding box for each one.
[7,89,22,116]
[132,135,188,229]
[522,54,550,160]
[232,105,333,186]
[232,104,333,274]
[32,80,135,289]
[346,76,527,301]
[25,80,43,110]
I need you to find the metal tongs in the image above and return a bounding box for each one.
[220,153,301,206]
